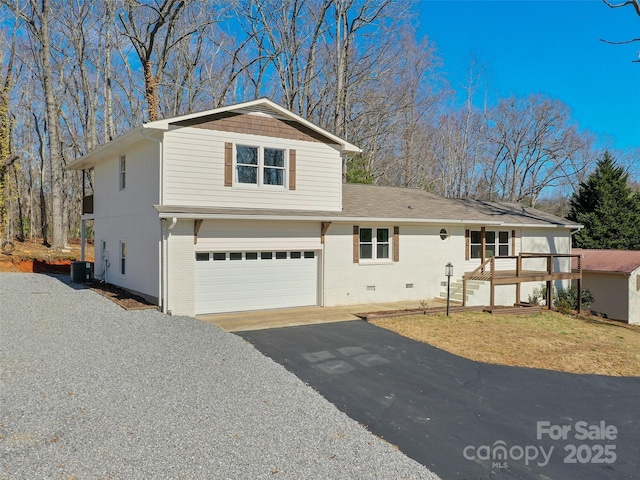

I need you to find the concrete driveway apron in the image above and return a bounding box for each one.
[239,320,640,480]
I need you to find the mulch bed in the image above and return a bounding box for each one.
[483,305,543,315]
[356,305,485,321]
[86,281,157,311]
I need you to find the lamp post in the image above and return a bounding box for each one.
[445,262,454,316]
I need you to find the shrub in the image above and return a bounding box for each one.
[555,286,594,313]
[528,284,546,305]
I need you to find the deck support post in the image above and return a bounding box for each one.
[462,278,467,307]
[490,279,495,307]
[577,278,582,313]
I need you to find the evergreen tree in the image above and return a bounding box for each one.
[569,152,640,249]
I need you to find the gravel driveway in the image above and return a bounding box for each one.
[0,273,439,479]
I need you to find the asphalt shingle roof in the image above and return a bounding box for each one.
[155,183,580,228]
[341,184,577,226]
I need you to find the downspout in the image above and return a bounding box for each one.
[164,217,178,314]
[140,128,164,310]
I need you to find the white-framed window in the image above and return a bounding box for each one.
[119,155,126,190]
[235,145,285,187]
[470,230,509,259]
[119,240,126,275]
[359,227,390,261]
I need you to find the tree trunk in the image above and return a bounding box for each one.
[33,112,49,247]
[144,59,159,121]
[39,0,66,248]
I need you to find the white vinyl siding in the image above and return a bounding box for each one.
[92,138,160,300]
[162,124,342,211]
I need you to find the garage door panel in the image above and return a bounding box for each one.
[195,252,318,314]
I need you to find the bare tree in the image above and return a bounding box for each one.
[118,0,217,121]
[601,0,640,62]
[482,94,593,206]
[4,0,67,248]
[234,0,332,116]
[0,28,17,233]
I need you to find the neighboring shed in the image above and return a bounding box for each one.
[573,249,640,324]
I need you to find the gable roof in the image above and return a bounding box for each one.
[67,98,360,170]
[156,183,581,229]
[573,249,640,274]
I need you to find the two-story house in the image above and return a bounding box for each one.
[68,98,581,317]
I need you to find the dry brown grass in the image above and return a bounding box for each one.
[370,311,640,377]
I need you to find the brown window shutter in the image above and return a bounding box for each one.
[224,142,233,187]
[393,226,400,262]
[289,149,296,190]
[465,229,470,261]
[353,226,359,263]
[511,230,516,255]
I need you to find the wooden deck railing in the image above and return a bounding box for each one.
[461,253,583,309]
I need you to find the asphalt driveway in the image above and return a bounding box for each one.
[239,320,640,480]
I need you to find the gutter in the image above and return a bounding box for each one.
[155,212,503,225]
[154,211,580,229]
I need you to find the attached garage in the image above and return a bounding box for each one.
[195,250,319,314]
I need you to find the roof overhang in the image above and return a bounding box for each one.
[67,125,159,170]
[157,213,498,224]
[155,206,578,227]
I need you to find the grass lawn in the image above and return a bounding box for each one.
[370,311,640,377]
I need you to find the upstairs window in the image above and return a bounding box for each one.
[236,146,258,184]
[236,145,285,187]
[263,148,285,185]
[119,155,126,190]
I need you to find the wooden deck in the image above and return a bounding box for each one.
[491,269,581,285]
[462,253,583,309]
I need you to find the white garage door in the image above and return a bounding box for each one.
[195,250,318,314]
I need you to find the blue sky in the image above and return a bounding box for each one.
[417,0,640,150]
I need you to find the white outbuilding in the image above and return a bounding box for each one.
[573,249,640,324]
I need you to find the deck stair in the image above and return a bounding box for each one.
[440,278,484,304]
